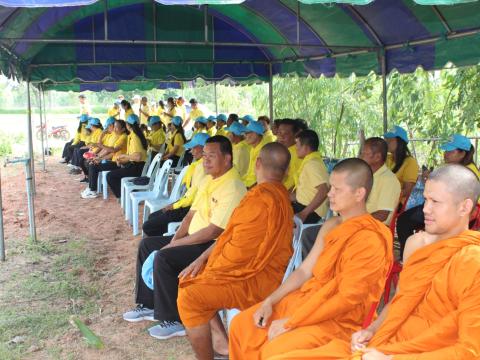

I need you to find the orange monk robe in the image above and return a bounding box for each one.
[229,214,393,360]
[268,230,480,360]
[177,182,294,328]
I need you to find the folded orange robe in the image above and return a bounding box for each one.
[229,214,393,360]
[177,182,294,328]
[268,230,480,360]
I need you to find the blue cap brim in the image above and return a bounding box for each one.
[440,143,457,151]
[383,132,396,139]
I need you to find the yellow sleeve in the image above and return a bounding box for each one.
[172,186,198,209]
[72,131,81,145]
[402,157,420,183]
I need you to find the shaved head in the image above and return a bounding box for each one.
[332,158,373,200]
[428,164,480,204]
[257,142,291,181]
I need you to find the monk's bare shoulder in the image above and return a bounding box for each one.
[321,216,342,235]
[403,231,437,263]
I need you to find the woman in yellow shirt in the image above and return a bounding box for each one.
[157,100,170,127]
[121,100,134,120]
[70,118,104,175]
[162,97,178,122]
[82,119,128,199]
[384,125,419,201]
[61,114,89,164]
[162,116,186,167]
[106,114,149,198]
[146,115,166,157]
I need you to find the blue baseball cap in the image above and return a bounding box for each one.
[195,116,208,125]
[172,116,183,127]
[142,250,157,290]
[384,125,409,144]
[440,134,472,152]
[225,122,247,136]
[184,133,210,150]
[241,115,255,123]
[86,117,101,129]
[244,120,265,136]
[217,114,228,122]
[79,114,89,123]
[126,114,139,125]
[207,115,217,123]
[104,116,116,127]
[148,116,161,127]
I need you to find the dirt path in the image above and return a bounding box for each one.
[1,157,195,359]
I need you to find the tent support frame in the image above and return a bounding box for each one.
[268,63,273,121]
[380,51,388,132]
[38,85,46,171]
[26,80,37,242]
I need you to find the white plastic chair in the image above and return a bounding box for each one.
[121,152,162,213]
[119,150,154,207]
[128,160,173,235]
[142,165,189,226]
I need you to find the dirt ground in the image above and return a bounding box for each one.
[1,156,195,360]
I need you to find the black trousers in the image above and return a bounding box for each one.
[72,147,89,167]
[106,162,145,198]
[88,161,119,191]
[396,204,425,259]
[301,224,322,258]
[62,141,84,163]
[291,201,322,224]
[135,236,214,321]
[142,206,190,237]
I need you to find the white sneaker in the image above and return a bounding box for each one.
[81,190,98,199]
[67,163,74,168]
[81,187,90,196]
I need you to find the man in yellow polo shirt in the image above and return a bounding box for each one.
[123,135,246,341]
[360,137,401,224]
[276,118,303,191]
[241,120,273,187]
[292,129,329,224]
[258,115,277,142]
[184,98,204,130]
[139,96,151,125]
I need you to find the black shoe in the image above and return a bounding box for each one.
[79,177,88,183]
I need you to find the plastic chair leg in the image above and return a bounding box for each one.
[97,172,103,194]
[132,199,141,236]
[102,171,109,200]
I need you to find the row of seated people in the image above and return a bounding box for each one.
[119,121,480,358]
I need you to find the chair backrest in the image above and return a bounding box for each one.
[168,165,189,203]
[175,152,185,171]
[145,152,163,178]
[141,150,154,177]
[151,160,173,196]
[282,216,303,283]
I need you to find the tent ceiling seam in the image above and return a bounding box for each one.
[431,6,452,34]
[345,5,383,47]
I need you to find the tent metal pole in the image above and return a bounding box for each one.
[153,0,157,62]
[104,0,108,40]
[38,86,46,171]
[204,5,208,43]
[26,80,37,242]
[268,63,273,120]
[0,165,4,261]
[380,52,388,132]
[42,87,49,158]
[214,81,218,114]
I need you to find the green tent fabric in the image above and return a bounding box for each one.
[0,0,479,91]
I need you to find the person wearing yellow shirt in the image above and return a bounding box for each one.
[162,116,187,167]
[292,129,329,224]
[226,121,250,178]
[215,114,228,137]
[121,100,134,121]
[184,98,204,130]
[78,94,91,116]
[157,100,170,127]
[396,134,480,258]
[81,119,128,199]
[191,116,208,138]
[162,97,178,123]
[146,116,166,157]
[108,101,120,120]
[384,125,419,203]
[206,115,217,137]
[241,120,272,187]
[106,114,148,198]
[142,133,210,236]
[360,137,401,225]
[78,117,107,180]
[123,136,247,341]
[139,96,151,125]
[61,114,89,164]
[177,97,187,123]
[276,118,303,191]
[69,117,103,175]
[258,115,277,142]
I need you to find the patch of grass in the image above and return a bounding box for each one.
[0,238,101,359]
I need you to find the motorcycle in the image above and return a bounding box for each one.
[36,123,71,141]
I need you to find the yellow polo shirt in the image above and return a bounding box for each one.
[207,127,217,137]
[264,129,277,143]
[157,108,170,126]
[112,133,128,162]
[242,136,271,187]
[173,159,207,210]
[124,108,134,120]
[167,131,185,157]
[127,132,147,162]
[283,145,302,190]
[178,105,187,121]
[466,163,480,180]
[148,128,166,150]
[366,164,401,224]
[386,154,419,187]
[216,126,228,137]
[108,107,119,119]
[88,128,103,146]
[295,152,329,217]
[104,132,118,147]
[72,124,87,145]
[80,103,91,115]
[79,126,90,143]
[189,108,203,122]
[188,167,246,235]
[233,140,251,178]
[139,104,150,125]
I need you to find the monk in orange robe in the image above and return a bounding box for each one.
[229,158,394,360]
[268,163,480,360]
[177,142,294,360]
